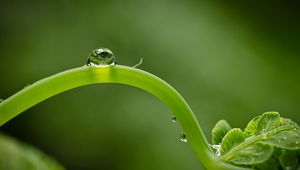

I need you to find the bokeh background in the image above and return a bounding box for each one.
[0,0,300,170]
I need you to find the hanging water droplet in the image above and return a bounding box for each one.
[180,132,187,143]
[171,115,176,123]
[86,48,116,66]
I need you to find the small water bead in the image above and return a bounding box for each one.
[180,132,187,143]
[171,115,177,123]
[86,48,116,66]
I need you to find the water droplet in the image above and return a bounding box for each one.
[296,141,299,145]
[216,150,220,157]
[86,48,116,66]
[171,115,176,123]
[180,132,187,143]
[210,144,221,157]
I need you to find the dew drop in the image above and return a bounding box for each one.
[210,144,221,157]
[171,115,176,123]
[180,132,187,143]
[86,48,116,66]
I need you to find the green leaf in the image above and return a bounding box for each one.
[212,120,232,144]
[225,142,273,165]
[219,112,300,168]
[262,117,300,150]
[220,128,244,155]
[0,133,65,170]
[264,128,300,150]
[254,147,282,170]
[246,112,300,150]
[244,115,261,136]
[255,112,281,135]
[279,150,299,170]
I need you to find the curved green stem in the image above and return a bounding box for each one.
[0,65,249,170]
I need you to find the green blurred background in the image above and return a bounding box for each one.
[0,0,300,169]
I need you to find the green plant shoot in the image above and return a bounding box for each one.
[0,48,299,170]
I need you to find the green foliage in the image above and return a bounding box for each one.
[244,115,262,137]
[279,150,299,170]
[220,128,244,155]
[0,133,64,170]
[226,142,273,165]
[212,112,300,170]
[212,120,232,145]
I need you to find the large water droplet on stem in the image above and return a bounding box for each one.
[180,132,187,143]
[86,48,116,66]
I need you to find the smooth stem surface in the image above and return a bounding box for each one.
[0,65,249,170]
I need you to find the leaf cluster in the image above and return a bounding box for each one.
[211,112,300,170]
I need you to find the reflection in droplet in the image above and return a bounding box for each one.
[86,48,116,66]
[171,115,176,123]
[180,132,187,143]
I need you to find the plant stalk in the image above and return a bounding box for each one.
[0,65,249,170]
